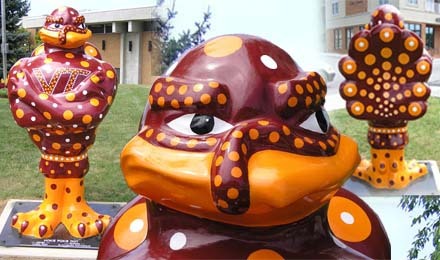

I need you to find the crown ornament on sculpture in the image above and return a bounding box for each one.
[339,4,432,189]
[7,6,117,238]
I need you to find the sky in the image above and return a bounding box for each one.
[26,1,437,258]
[28,0,325,60]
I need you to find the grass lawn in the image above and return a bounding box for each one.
[0,84,150,202]
[0,84,438,203]
[329,97,440,166]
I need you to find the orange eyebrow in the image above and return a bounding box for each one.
[148,77,230,112]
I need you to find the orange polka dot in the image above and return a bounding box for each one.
[408,102,422,116]
[404,37,419,51]
[80,61,89,68]
[170,99,179,109]
[247,249,284,260]
[228,151,240,161]
[351,102,365,116]
[399,105,407,113]
[184,96,193,106]
[249,129,259,140]
[206,137,217,146]
[342,60,357,74]
[231,167,243,178]
[269,132,280,143]
[366,78,374,85]
[17,88,26,98]
[241,143,248,154]
[306,83,314,93]
[381,61,391,71]
[157,97,165,107]
[406,69,414,78]
[187,139,198,148]
[399,77,407,84]
[209,81,220,88]
[166,85,175,95]
[170,137,180,146]
[214,175,222,187]
[232,130,243,138]
[63,110,73,120]
[294,138,304,148]
[82,115,92,124]
[385,12,393,20]
[44,58,53,64]
[227,188,239,199]
[217,94,227,105]
[287,96,297,107]
[372,68,380,76]
[15,109,24,119]
[85,45,98,57]
[404,89,412,97]
[380,48,392,59]
[107,96,113,105]
[65,93,75,101]
[319,141,327,150]
[278,83,288,94]
[258,120,269,126]
[357,71,366,80]
[295,84,304,94]
[394,66,402,74]
[52,143,61,150]
[360,89,367,97]
[413,83,427,97]
[145,129,154,138]
[304,137,314,144]
[113,202,148,251]
[155,133,166,142]
[221,141,230,151]
[154,82,163,92]
[215,156,223,167]
[217,199,228,208]
[91,75,100,84]
[416,61,430,75]
[43,112,52,120]
[305,96,312,107]
[72,143,82,150]
[282,125,291,135]
[379,28,394,42]
[90,98,99,107]
[383,72,391,80]
[328,196,372,243]
[354,37,369,52]
[106,70,115,79]
[200,94,211,104]
[178,85,188,95]
[65,53,75,59]
[398,53,410,65]
[343,83,357,97]
[204,35,243,58]
[32,134,41,142]
[165,77,173,82]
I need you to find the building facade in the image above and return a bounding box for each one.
[22,6,160,85]
[326,0,440,57]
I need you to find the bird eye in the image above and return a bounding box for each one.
[299,109,330,134]
[48,23,63,30]
[167,113,233,135]
[78,23,86,30]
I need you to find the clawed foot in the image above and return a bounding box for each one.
[11,202,62,238]
[63,203,111,238]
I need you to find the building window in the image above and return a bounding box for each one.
[379,0,389,4]
[407,0,418,5]
[332,0,339,15]
[102,40,106,51]
[405,23,421,36]
[426,25,435,49]
[87,23,112,34]
[425,0,440,13]
[334,29,342,49]
[346,27,354,49]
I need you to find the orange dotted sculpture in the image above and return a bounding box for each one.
[339,4,431,189]
[6,6,117,238]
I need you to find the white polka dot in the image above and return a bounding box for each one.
[23,81,29,86]
[412,106,418,112]
[260,55,278,69]
[31,102,36,107]
[420,64,426,70]
[409,40,415,47]
[358,42,365,48]
[85,136,90,140]
[99,114,103,119]
[82,90,88,95]
[170,232,187,251]
[65,62,70,66]
[66,151,70,154]
[384,31,390,38]
[31,116,36,122]
[13,70,17,75]
[340,212,354,225]
[15,99,19,104]
[355,106,361,112]
[42,147,46,151]
[347,87,353,93]
[52,103,58,108]
[129,219,144,233]
[73,124,78,128]
[378,20,382,25]
[46,124,52,128]
[346,64,353,70]
[65,138,70,143]
[45,133,50,136]
[98,66,102,71]
[417,87,423,93]
[77,105,83,109]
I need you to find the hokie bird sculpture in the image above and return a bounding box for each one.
[7,6,117,238]
[98,34,390,259]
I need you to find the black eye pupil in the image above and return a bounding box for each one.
[316,110,328,133]
[55,24,60,28]
[190,114,214,135]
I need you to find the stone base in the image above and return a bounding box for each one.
[343,160,440,196]
[0,199,124,259]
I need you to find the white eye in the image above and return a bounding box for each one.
[299,109,330,134]
[48,23,63,30]
[78,23,86,30]
[167,113,233,136]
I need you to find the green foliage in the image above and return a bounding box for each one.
[399,196,440,260]
[156,0,212,73]
[0,0,31,77]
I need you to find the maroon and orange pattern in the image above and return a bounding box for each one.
[7,6,117,238]
[99,34,390,259]
[339,4,431,189]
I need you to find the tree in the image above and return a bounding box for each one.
[0,0,30,78]
[155,0,212,73]
[400,196,440,260]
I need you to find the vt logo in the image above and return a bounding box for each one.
[33,68,91,94]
